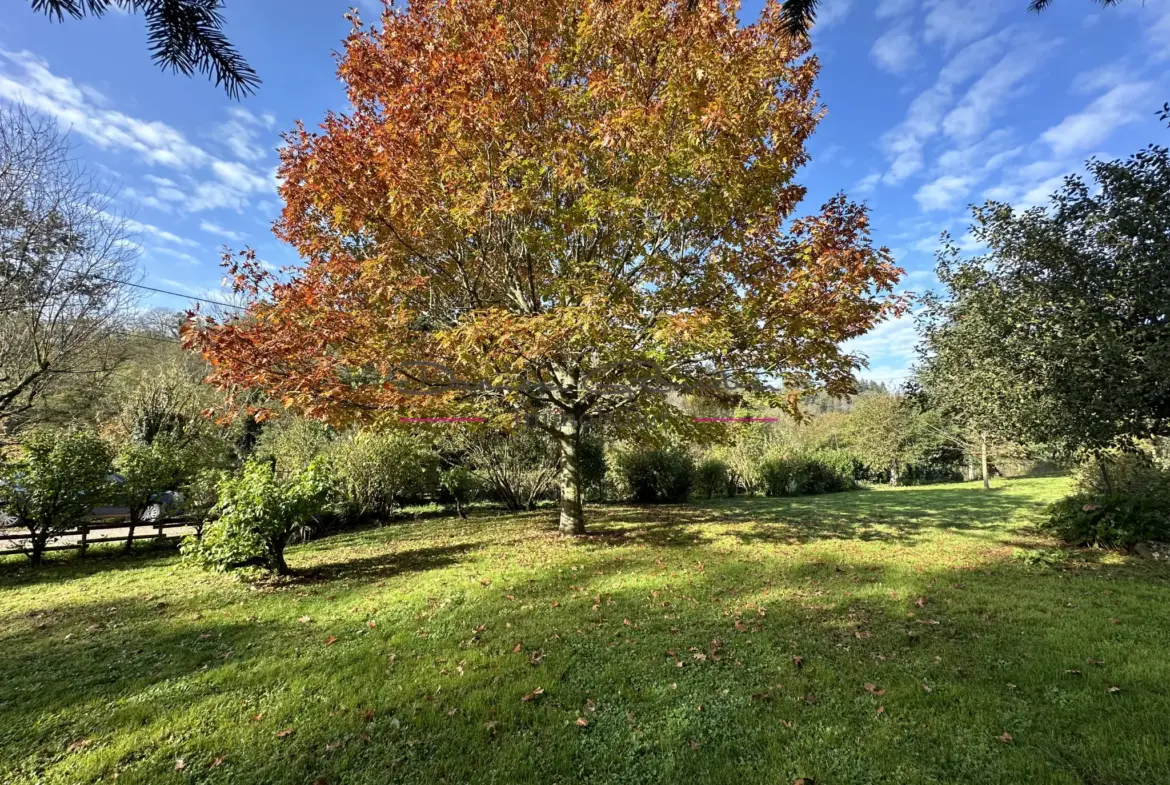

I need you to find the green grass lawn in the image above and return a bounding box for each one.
[3,477,1170,785]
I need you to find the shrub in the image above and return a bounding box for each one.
[1072,450,1170,498]
[618,447,694,503]
[183,468,228,538]
[439,466,481,518]
[182,458,330,574]
[452,428,560,510]
[1042,492,1170,548]
[759,450,856,497]
[332,430,438,518]
[253,417,334,476]
[694,458,732,499]
[0,431,112,564]
[578,436,608,502]
[113,436,200,549]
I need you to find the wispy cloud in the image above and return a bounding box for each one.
[0,50,278,215]
[1041,81,1154,156]
[923,0,1006,52]
[199,220,245,242]
[872,24,918,75]
[915,174,975,211]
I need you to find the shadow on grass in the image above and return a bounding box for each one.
[576,483,1040,548]
[5,542,1167,785]
[299,542,477,583]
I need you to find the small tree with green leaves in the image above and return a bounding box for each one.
[183,458,330,575]
[112,437,192,550]
[332,430,438,518]
[0,431,112,564]
[844,394,947,486]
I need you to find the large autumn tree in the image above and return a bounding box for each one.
[186,0,903,534]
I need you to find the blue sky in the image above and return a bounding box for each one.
[2,0,1168,383]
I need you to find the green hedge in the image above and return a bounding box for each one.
[1042,492,1170,548]
[759,450,856,497]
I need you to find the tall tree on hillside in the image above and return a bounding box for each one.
[0,104,138,441]
[914,146,1170,471]
[27,0,258,98]
[186,0,905,534]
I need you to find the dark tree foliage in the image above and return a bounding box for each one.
[28,0,258,99]
[918,146,1170,459]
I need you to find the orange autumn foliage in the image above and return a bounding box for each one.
[185,0,905,532]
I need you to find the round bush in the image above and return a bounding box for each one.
[1042,492,1170,548]
[694,458,732,499]
[620,447,694,503]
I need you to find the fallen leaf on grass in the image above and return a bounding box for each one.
[324,636,337,646]
[512,641,524,654]
[360,709,376,722]
[915,597,927,608]
[575,717,589,727]
[1065,669,1082,676]
[863,683,886,696]
[521,687,545,702]
[1107,686,1122,694]
[794,779,815,785]
[298,616,311,623]
[325,740,344,752]
[780,720,793,728]
[1087,658,1105,666]
[480,578,492,587]
[367,620,376,629]
[67,738,92,752]
[922,684,933,693]
[792,655,804,669]
[485,721,498,732]
[276,729,294,738]
[251,712,265,722]
[999,732,1013,743]
[734,621,747,632]
[211,757,226,768]
[876,706,885,714]
[175,759,187,771]
[551,601,559,608]
[688,739,701,750]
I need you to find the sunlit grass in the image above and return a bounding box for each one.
[3,476,1169,784]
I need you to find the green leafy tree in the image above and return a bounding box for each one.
[844,394,945,485]
[112,436,192,550]
[0,431,112,564]
[183,458,330,575]
[916,147,1170,472]
[332,430,438,518]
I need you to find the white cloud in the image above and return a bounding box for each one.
[855,172,883,194]
[199,220,245,242]
[123,217,200,248]
[876,0,916,19]
[0,50,278,216]
[843,311,920,381]
[0,49,210,170]
[915,174,975,210]
[1072,62,1135,95]
[872,25,918,75]
[880,30,1011,183]
[215,107,277,162]
[1041,81,1154,155]
[923,0,1005,52]
[942,41,1052,140]
[816,0,853,28]
[152,248,202,266]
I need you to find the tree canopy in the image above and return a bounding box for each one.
[187,0,904,533]
[916,146,1170,459]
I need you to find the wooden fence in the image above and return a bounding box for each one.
[0,518,195,557]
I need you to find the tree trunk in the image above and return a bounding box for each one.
[28,528,46,565]
[889,460,900,487]
[1098,455,1113,494]
[125,509,138,552]
[980,432,990,491]
[557,413,586,535]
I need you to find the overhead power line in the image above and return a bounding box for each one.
[57,266,247,311]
